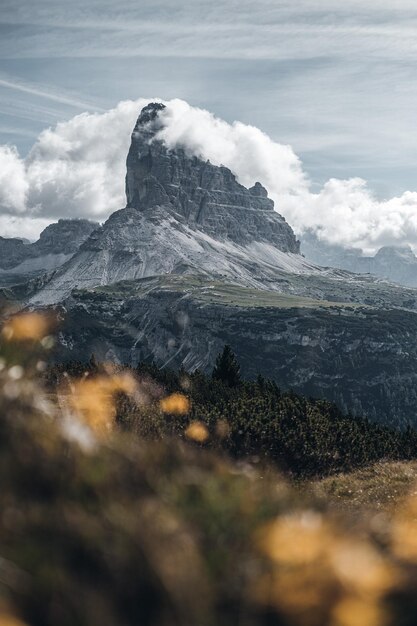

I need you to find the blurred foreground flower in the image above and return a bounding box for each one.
[66,372,138,437]
[185,421,209,443]
[160,392,190,415]
[391,491,417,561]
[2,312,53,342]
[257,512,327,566]
[0,604,29,626]
[253,511,395,626]
[331,597,385,626]
[215,418,230,439]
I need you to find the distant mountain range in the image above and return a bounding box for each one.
[301,231,417,289]
[4,102,417,427]
[0,219,98,287]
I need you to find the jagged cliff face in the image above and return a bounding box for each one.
[19,102,417,427]
[126,103,299,252]
[30,103,308,304]
[35,219,99,256]
[56,275,417,427]
[0,219,99,283]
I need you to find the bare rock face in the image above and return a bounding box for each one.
[0,219,99,274]
[24,103,417,429]
[0,237,30,271]
[31,103,309,304]
[34,219,99,256]
[56,274,417,427]
[125,103,299,252]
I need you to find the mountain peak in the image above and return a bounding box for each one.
[30,105,304,304]
[249,182,268,198]
[125,104,299,252]
[375,245,415,259]
[0,218,99,273]
[133,102,166,133]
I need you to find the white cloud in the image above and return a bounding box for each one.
[2,96,417,253]
[0,98,150,237]
[292,180,417,254]
[0,145,28,213]
[0,215,51,241]
[156,100,417,254]
[25,98,150,220]
[157,99,308,197]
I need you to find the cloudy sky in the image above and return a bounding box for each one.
[1,0,417,251]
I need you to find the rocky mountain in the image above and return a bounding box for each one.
[0,219,99,286]
[18,101,417,427]
[301,231,417,288]
[126,103,299,251]
[31,103,319,305]
[55,274,417,427]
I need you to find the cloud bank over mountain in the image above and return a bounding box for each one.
[1,97,417,253]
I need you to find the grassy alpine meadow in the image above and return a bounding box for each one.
[2,310,417,626]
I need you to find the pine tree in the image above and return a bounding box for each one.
[256,374,266,390]
[212,345,241,387]
[88,353,99,373]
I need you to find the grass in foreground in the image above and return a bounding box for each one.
[310,460,417,514]
[2,312,417,626]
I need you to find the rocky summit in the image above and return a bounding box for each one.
[126,103,299,251]
[31,103,314,305]
[0,219,99,286]
[15,102,417,427]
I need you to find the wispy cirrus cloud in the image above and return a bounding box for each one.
[2,23,417,61]
[2,1,417,60]
[0,76,104,111]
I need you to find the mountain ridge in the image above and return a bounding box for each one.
[29,103,316,305]
[302,231,417,289]
[10,101,417,427]
[0,219,99,285]
[56,272,417,426]
[30,103,417,307]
